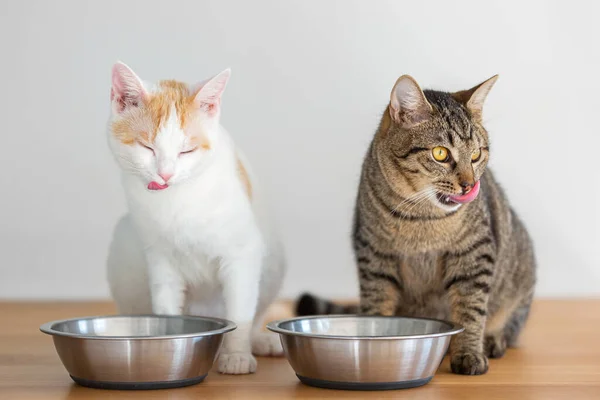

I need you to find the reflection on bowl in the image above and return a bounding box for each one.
[268,315,463,390]
[40,315,236,390]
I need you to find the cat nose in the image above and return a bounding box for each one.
[158,172,173,182]
[460,181,474,193]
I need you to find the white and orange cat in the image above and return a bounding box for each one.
[105,62,285,374]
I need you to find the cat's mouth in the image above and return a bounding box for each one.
[148,181,169,191]
[436,180,480,206]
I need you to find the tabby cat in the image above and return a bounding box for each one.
[297,75,536,375]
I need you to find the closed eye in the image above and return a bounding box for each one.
[179,148,197,156]
[137,141,154,153]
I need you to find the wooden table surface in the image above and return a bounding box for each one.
[1,299,599,399]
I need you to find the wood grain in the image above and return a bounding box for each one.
[1,299,599,399]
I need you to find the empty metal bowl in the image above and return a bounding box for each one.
[267,315,463,390]
[40,315,236,390]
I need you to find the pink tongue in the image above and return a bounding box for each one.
[448,180,480,204]
[148,181,169,191]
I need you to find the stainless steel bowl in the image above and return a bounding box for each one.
[267,315,463,390]
[40,315,236,390]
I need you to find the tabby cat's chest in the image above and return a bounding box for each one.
[375,214,466,254]
[397,254,444,293]
[396,254,450,319]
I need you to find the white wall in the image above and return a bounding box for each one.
[0,0,598,300]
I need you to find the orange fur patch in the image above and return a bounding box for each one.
[237,157,252,199]
[111,118,137,145]
[189,135,211,151]
[112,80,207,146]
[147,80,194,140]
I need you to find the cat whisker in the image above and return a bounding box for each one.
[403,189,436,216]
[390,190,432,216]
[392,187,436,216]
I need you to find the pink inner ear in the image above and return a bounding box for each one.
[111,63,146,113]
[194,70,230,115]
[200,100,218,115]
[110,86,128,113]
[206,103,215,113]
[111,68,128,98]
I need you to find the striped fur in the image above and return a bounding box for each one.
[298,76,536,376]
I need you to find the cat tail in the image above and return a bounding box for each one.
[295,293,358,316]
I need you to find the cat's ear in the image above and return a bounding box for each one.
[453,75,498,118]
[389,75,433,128]
[111,62,147,113]
[193,68,231,116]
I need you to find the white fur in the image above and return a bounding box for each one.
[106,63,285,374]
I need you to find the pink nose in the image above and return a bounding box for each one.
[158,172,173,182]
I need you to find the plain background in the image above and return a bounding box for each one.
[0,0,598,300]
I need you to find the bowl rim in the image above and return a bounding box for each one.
[40,314,237,340]
[266,314,464,340]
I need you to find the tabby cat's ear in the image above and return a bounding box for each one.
[389,75,433,128]
[194,68,231,116]
[111,62,147,113]
[453,75,499,118]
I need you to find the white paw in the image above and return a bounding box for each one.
[152,304,182,315]
[217,352,257,375]
[252,332,283,357]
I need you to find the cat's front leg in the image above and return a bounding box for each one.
[444,241,495,375]
[217,249,261,374]
[147,250,186,315]
[355,240,402,316]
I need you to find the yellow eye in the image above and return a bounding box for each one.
[471,148,482,162]
[432,146,449,162]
